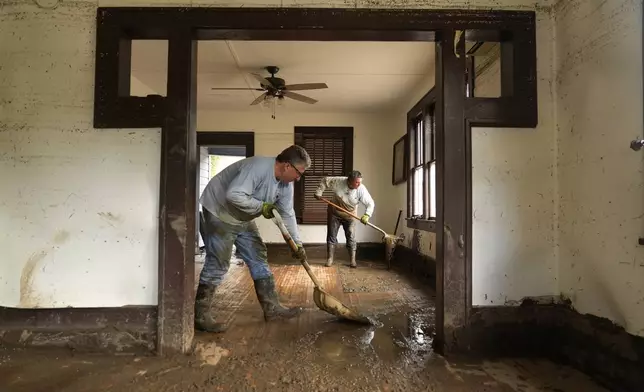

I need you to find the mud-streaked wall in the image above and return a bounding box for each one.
[0,1,160,308]
[555,0,644,337]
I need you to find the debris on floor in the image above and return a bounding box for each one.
[0,256,608,392]
[194,341,230,367]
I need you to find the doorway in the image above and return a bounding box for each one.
[93,7,538,356]
[195,131,254,255]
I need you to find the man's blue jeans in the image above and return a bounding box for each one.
[199,209,272,286]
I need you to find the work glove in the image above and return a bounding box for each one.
[261,202,276,219]
[291,244,306,261]
[314,194,322,200]
[360,214,370,225]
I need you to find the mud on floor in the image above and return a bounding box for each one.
[0,258,608,392]
[335,261,408,293]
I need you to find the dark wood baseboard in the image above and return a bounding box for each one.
[389,245,436,289]
[0,306,157,353]
[266,242,386,263]
[454,301,644,392]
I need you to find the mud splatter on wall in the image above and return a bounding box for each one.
[0,0,160,308]
[555,0,644,337]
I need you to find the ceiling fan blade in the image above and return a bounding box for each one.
[283,91,318,104]
[211,87,265,91]
[251,73,274,87]
[283,83,328,91]
[250,92,268,106]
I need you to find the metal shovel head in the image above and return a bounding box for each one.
[313,286,372,325]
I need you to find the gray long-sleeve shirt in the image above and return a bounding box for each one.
[200,156,302,245]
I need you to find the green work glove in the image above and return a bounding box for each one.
[261,202,276,219]
[291,244,306,261]
[360,214,370,225]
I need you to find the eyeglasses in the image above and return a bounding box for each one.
[290,162,304,178]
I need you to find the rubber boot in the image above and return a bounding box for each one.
[325,243,335,267]
[254,276,303,321]
[349,249,357,268]
[194,283,228,333]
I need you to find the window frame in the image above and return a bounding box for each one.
[406,88,437,232]
[293,126,354,225]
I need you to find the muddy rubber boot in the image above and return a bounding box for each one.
[194,283,228,333]
[325,243,335,267]
[254,276,303,321]
[349,249,357,268]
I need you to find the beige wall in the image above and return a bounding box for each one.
[555,0,644,336]
[197,110,397,244]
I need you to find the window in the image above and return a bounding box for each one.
[294,127,353,225]
[407,89,437,231]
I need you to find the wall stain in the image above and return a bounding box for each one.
[19,231,72,308]
[98,212,122,225]
[53,230,70,245]
[19,251,48,308]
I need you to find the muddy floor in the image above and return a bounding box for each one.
[0,254,608,392]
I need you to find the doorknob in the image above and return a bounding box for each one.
[630,139,644,151]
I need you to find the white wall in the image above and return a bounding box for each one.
[555,0,644,336]
[197,110,396,244]
[0,2,160,308]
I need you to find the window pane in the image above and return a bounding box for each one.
[424,111,432,164]
[416,119,424,166]
[408,122,415,168]
[429,161,436,218]
[413,167,424,216]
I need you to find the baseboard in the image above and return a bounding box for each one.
[453,300,644,392]
[0,306,157,353]
[266,242,386,263]
[389,245,436,289]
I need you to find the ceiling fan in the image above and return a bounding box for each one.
[211,66,328,108]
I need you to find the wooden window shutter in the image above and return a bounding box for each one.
[294,127,353,225]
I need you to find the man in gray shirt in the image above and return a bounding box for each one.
[314,170,375,268]
[196,145,310,333]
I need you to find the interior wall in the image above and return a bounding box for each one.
[470,11,558,305]
[197,110,396,244]
[0,1,160,308]
[555,0,644,336]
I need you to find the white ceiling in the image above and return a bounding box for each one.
[131,40,435,113]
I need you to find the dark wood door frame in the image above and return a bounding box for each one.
[88,7,537,355]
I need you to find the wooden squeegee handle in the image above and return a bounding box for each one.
[319,197,388,237]
[271,213,322,288]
